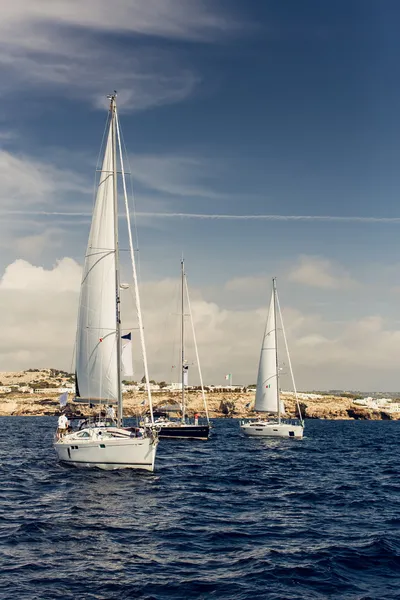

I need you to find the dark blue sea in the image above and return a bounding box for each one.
[1,418,400,599]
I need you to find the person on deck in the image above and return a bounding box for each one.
[106,405,116,424]
[57,414,69,437]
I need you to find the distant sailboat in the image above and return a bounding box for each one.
[53,93,159,470]
[151,259,210,440]
[240,278,304,438]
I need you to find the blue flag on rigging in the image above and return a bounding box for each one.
[121,331,133,376]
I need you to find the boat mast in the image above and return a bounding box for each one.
[114,110,155,425]
[109,92,123,427]
[184,273,210,425]
[273,277,281,424]
[181,258,186,423]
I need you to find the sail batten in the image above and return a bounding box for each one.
[254,289,279,413]
[75,123,118,403]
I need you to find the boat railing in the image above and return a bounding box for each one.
[240,417,303,426]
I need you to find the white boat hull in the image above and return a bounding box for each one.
[54,428,158,471]
[240,420,304,439]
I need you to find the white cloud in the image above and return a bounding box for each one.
[0,150,87,209]
[287,255,356,289]
[0,149,91,267]
[0,1,238,44]
[1,258,399,391]
[0,258,81,291]
[14,229,64,261]
[132,154,223,199]
[1,41,200,112]
[0,259,81,370]
[0,131,16,143]
[0,0,241,111]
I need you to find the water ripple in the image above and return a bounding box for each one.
[0,418,399,599]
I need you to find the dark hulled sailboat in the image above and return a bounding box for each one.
[153,260,210,440]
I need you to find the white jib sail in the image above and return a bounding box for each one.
[75,124,118,402]
[121,337,134,376]
[254,288,279,413]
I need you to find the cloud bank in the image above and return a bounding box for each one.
[0,257,399,392]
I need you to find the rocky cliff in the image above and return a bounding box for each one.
[0,389,398,420]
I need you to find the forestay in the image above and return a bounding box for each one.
[254,289,279,413]
[75,126,118,403]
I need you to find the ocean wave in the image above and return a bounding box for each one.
[0,418,400,599]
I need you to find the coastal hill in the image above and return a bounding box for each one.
[0,369,398,420]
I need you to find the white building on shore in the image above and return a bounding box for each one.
[354,397,400,412]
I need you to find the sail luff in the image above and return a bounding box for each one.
[75,111,118,404]
[254,285,279,413]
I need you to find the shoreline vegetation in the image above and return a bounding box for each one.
[0,369,398,421]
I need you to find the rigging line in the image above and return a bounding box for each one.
[170,277,180,384]
[272,278,280,424]
[118,122,141,282]
[69,340,76,388]
[159,284,173,383]
[184,273,209,424]
[275,291,304,426]
[116,112,154,424]
[81,252,115,285]
[92,110,111,213]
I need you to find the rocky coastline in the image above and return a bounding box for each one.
[0,368,397,420]
[0,389,399,420]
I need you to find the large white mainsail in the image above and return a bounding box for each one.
[254,288,279,413]
[75,125,118,403]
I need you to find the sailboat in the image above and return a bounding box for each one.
[240,277,304,438]
[151,259,210,440]
[53,93,159,470]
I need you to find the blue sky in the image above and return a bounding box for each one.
[0,0,400,390]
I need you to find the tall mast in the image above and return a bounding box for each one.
[273,277,281,424]
[109,92,123,426]
[181,258,185,423]
[115,111,154,424]
[184,272,210,424]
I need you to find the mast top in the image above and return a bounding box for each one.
[107,91,118,112]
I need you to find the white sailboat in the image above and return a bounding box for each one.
[54,93,159,470]
[240,277,304,438]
